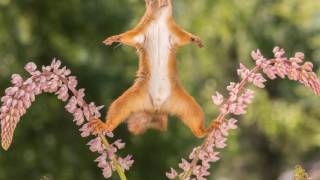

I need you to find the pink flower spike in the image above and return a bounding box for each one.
[212,92,224,106]
[0,60,133,179]
[170,48,320,180]
[166,168,178,179]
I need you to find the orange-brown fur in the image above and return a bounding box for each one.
[90,0,210,138]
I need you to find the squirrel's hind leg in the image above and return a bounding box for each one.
[164,87,208,138]
[89,85,149,134]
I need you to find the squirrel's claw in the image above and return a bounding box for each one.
[88,119,113,135]
[159,0,169,7]
[103,35,121,46]
[191,36,204,48]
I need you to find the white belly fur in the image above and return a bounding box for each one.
[143,9,172,108]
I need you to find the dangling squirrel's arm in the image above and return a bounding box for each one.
[103,0,161,47]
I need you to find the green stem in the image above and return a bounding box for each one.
[99,135,127,180]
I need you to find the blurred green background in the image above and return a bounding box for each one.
[0,0,320,179]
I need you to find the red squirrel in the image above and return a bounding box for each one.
[89,0,211,138]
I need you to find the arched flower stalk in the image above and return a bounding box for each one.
[0,59,133,180]
[1,47,319,180]
[166,47,320,180]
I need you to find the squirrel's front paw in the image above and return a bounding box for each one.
[191,36,204,48]
[159,0,169,7]
[88,119,113,135]
[103,35,121,46]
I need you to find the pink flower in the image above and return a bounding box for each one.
[87,137,104,153]
[251,49,263,61]
[68,76,78,89]
[237,63,250,79]
[113,139,125,149]
[219,123,229,136]
[88,102,103,118]
[24,62,37,73]
[273,46,285,58]
[303,62,313,71]
[95,153,107,163]
[79,123,91,137]
[207,152,220,162]
[166,168,178,179]
[212,92,223,105]
[227,82,239,93]
[189,147,200,159]
[232,103,246,115]
[106,146,117,159]
[11,74,23,87]
[263,66,277,79]
[51,59,61,69]
[97,158,109,168]
[56,85,69,102]
[227,118,238,130]
[215,136,227,149]
[65,96,77,113]
[241,89,254,104]
[227,82,240,102]
[73,108,84,126]
[295,52,305,61]
[120,155,134,170]
[102,166,112,178]
[105,132,114,138]
[178,159,190,171]
[253,73,266,88]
